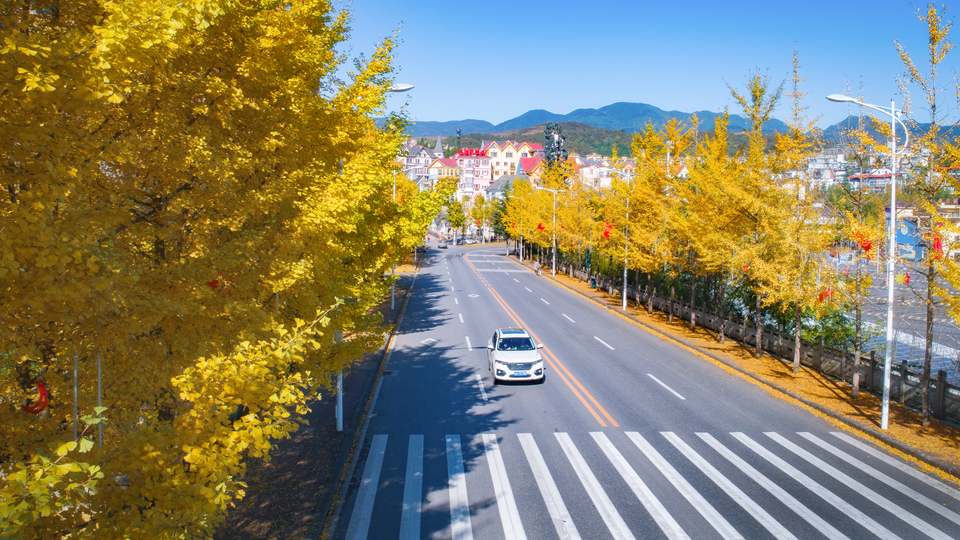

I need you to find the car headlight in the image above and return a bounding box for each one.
[494,358,508,365]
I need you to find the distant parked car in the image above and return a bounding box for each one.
[455,238,465,245]
[437,240,448,249]
[415,245,426,254]
[464,238,479,244]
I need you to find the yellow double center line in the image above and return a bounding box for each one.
[464,254,618,427]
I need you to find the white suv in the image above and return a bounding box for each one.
[487,328,545,384]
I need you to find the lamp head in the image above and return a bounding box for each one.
[389,83,414,93]
[826,94,858,104]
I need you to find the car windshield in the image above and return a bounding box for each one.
[498,337,535,351]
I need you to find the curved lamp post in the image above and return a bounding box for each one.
[599,167,634,311]
[826,94,910,430]
[535,186,558,276]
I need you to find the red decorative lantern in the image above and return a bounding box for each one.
[22,380,48,414]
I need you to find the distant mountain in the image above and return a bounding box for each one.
[404,102,791,137]
[402,119,496,136]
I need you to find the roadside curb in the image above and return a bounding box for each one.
[511,255,960,482]
[312,258,423,540]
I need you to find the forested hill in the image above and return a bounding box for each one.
[425,122,768,158]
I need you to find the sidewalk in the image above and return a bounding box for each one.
[213,273,416,540]
[516,255,960,483]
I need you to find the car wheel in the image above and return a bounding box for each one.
[492,376,499,385]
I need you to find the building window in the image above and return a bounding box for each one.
[522,153,528,157]
[506,152,513,158]
[491,151,498,157]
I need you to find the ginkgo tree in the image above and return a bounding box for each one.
[892,3,960,427]
[0,1,447,538]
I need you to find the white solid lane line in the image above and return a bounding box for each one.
[563,314,575,323]
[556,433,636,540]
[446,435,474,540]
[662,432,796,540]
[626,432,741,539]
[698,433,847,540]
[465,336,472,351]
[647,374,685,400]
[344,434,388,540]
[541,298,550,305]
[399,435,423,540]
[482,434,527,539]
[518,434,582,540]
[475,374,488,401]
[594,336,615,350]
[766,432,954,540]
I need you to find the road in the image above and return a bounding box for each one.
[331,245,960,540]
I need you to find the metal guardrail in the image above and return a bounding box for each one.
[574,269,959,426]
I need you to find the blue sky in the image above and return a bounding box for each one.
[338,1,958,128]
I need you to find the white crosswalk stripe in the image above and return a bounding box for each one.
[831,431,960,501]
[345,434,387,540]
[591,432,684,539]
[698,432,849,540]
[482,433,527,539]
[802,432,960,527]
[733,432,900,540]
[399,435,423,540]
[557,432,636,540]
[626,431,741,539]
[518,433,582,540]
[662,432,798,540]
[446,435,474,540]
[766,432,956,540]
[341,431,960,540]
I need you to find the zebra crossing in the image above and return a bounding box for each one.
[342,430,960,540]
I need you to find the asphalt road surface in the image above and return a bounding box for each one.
[331,245,960,540]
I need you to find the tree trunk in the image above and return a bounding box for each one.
[923,260,935,427]
[852,267,862,399]
[689,277,697,331]
[635,269,641,307]
[718,278,727,344]
[668,283,675,323]
[646,273,653,314]
[793,304,802,374]
[754,294,763,358]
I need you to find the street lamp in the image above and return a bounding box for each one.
[826,93,910,430]
[535,186,558,276]
[599,167,634,310]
